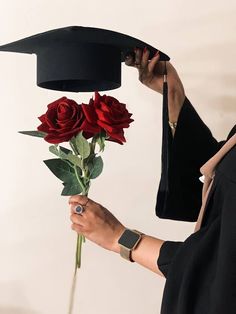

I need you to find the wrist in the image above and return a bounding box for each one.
[113,228,145,263]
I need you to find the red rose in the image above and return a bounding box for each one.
[37,97,100,144]
[81,91,134,145]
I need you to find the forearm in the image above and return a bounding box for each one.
[167,90,185,137]
[168,90,185,123]
[112,232,166,277]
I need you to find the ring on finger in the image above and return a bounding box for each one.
[74,198,90,215]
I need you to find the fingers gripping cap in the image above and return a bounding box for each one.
[0,25,170,92]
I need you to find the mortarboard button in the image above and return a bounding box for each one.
[0,25,170,92]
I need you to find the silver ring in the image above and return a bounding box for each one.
[75,204,85,214]
[74,199,90,215]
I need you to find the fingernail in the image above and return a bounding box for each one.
[154,50,160,56]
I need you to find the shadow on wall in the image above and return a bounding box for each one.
[0,307,40,314]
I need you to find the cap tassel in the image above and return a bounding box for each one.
[161,61,170,193]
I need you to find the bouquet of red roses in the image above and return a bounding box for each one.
[19,90,134,313]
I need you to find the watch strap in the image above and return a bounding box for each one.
[120,245,135,262]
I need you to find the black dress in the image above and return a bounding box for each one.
[155,96,236,314]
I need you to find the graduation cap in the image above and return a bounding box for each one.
[0,25,171,198]
[0,25,170,92]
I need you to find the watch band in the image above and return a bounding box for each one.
[120,245,135,262]
[119,229,144,262]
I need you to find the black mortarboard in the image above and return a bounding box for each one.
[0,25,170,92]
[0,25,171,206]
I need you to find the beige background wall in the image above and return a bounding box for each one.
[0,1,236,313]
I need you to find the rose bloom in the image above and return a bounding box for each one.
[37,97,101,144]
[81,91,134,145]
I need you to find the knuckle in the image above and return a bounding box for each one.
[125,55,132,61]
[70,204,76,212]
[69,194,86,205]
[68,199,74,206]
[139,73,144,83]
[77,195,86,202]
[71,213,81,224]
[70,214,73,221]
[71,223,77,230]
[85,207,95,219]
[71,223,83,234]
[70,214,76,223]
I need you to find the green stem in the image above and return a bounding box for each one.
[69,138,91,269]
[68,140,91,314]
[74,165,86,193]
[91,136,97,154]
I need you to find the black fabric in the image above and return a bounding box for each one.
[157,97,236,313]
[156,96,225,222]
[157,240,183,278]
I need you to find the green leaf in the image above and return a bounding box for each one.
[75,131,90,159]
[85,152,96,165]
[94,130,107,152]
[58,147,71,159]
[59,146,72,155]
[48,146,83,170]
[70,137,79,155]
[66,153,82,168]
[61,178,83,196]
[49,145,59,156]
[96,134,106,152]
[88,156,104,179]
[18,130,47,138]
[49,145,75,162]
[43,158,81,182]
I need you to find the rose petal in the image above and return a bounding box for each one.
[105,137,124,145]
[38,114,46,123]
[81,103,98,124]
[108,130,126,143]
[37,123,49,133]
[97,120,118,133]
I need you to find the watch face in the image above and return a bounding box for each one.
[118,229,141,249]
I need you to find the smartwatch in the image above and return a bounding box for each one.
[118,228,144,262]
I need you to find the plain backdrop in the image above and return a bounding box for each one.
[0,1,236,313]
